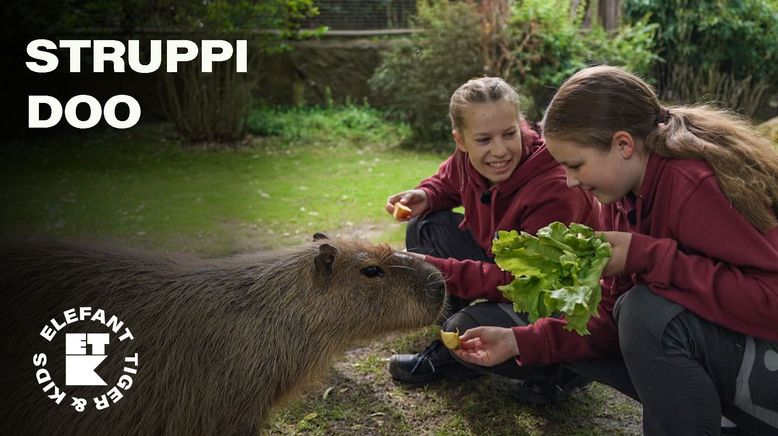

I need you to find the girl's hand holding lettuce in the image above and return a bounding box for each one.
[492,222,612,335]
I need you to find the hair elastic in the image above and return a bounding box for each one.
[656,106,671,125]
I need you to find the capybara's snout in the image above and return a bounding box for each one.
[421,262,446,302]
[412,259,446,318]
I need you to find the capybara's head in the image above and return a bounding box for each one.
[308,233,445,336]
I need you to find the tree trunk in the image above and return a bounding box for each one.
[598,0,620,30]
[578,0,620,30]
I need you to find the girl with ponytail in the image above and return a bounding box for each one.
[455,66,778,435]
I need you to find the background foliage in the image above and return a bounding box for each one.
[371,0,660,150]
[624,0,778,117]
[507,0,659,117]
[369,1,484,149]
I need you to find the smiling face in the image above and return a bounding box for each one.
[453,101,523,185]
[545,132,648,204]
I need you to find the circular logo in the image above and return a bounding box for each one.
[765,348,778,372]
[33,307,140,412]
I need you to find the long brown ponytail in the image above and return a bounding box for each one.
[543,65,778,233]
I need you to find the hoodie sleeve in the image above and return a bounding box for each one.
[511,282,621,366]
[425,177,600,302]
[624,176,778,343]
[417,154,463,213]
[423,256,512,301]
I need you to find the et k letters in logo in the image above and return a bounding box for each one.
[33,307,140,412]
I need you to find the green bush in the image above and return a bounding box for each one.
[579,16,661,82]
[505,0,585,113]
[624,0,778,116]
[247,105,411,148]
[371,0,660,149]
[369,1,483,150]
[506,0,659,118]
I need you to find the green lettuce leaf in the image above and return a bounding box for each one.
[493,221,612,335]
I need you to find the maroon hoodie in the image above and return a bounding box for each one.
[418,122,600,301]
[513,153,778,366]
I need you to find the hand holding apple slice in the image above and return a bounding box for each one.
[385,189,427,220]
[440,328,460,350]
[392,203,413,221]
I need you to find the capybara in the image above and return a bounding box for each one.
[0,234,446,435]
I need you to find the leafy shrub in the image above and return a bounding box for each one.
[504,0,660,119]
[247,105,410,148]
[624,0,778,116]
[579,16,660,82]
[371,0,660,149]
[369,1,484,150]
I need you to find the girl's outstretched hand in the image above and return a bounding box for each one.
[601,231,633,277]
[452,326,519,367]
[385,189,428,221]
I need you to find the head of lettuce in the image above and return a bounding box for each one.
[492,222,612,335]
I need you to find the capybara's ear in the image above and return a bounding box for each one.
[313,232,329,241]
[314,243,338,284]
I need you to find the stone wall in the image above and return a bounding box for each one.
[256,38,396,107]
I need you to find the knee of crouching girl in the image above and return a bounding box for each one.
[613,284,686,360]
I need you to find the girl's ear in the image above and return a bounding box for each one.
[452,130,468,153]
[611,131,637,159]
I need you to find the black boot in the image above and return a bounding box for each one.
[511,366,590,405]
[389,340,480,383]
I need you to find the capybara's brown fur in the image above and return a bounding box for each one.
[0,236,445,435]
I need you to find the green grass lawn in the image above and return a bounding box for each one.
[0,108,441,254]
[0,107,641,435]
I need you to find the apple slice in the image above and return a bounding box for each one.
[440,328,460,350]
[392,202,412,220]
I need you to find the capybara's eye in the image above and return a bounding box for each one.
[360,265,385,278]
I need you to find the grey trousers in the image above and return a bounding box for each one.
[601,284,778,436]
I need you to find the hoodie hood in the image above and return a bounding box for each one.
[613,153,664,233]
[451,120,570,249]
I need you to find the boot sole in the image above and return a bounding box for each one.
[511,376,591,405]
[389,364,482,384]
